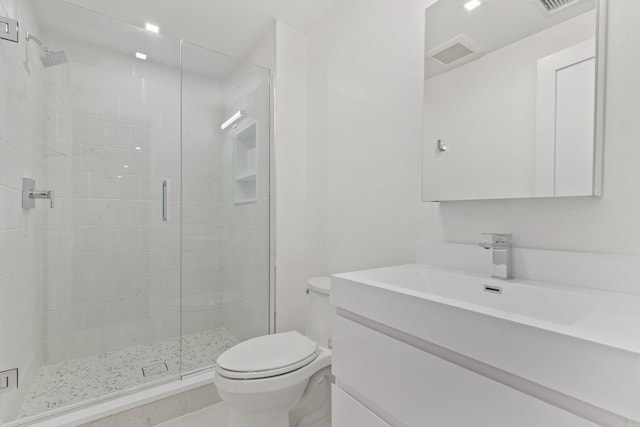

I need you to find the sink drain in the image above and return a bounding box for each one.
[483,285,503,295]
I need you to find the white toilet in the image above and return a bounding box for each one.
[214,277,332,427]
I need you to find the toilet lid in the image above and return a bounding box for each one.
[216,331,320,380]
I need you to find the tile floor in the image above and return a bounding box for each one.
[157,403,333,427]
[19,328,237,419]
[157,403,229,427]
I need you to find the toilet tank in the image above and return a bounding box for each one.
[305,277,332,348]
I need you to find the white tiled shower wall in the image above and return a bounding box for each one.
[219,65,270,342]
[181,69,228,336]
[39,35,183,364]
[181,54,270,343]
[0,0,44,422]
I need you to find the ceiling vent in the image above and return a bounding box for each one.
[432,43,473,65]
[427,34,482,66]
[537,0,582,13]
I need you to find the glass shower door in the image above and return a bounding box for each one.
[16,0,183,421]
[181,42,271,374]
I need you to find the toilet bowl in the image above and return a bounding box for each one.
[214,277,332,427]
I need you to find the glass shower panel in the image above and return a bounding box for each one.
[181,42,271,374]
[12,0,182,422]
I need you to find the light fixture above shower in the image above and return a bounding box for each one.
[145,23,160,33]
[26,32,67,67]
[464,0,482,11]
[136,52,147,60]
[221,110,244,130]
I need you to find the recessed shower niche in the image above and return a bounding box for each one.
[234,122,258,204]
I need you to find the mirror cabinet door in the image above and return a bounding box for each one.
[422,0,606,202]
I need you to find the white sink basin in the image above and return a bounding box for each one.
[331,264,640,422]
[352,264,602,326]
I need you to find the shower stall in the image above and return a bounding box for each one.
[0,0,271,424]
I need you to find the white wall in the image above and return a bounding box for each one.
[0,0,44,422]
[437,0,640,257]
[273,22,326,333]
[273,0,437,333]
[307,0,433,274]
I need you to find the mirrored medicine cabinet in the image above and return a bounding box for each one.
[422,0,607,201]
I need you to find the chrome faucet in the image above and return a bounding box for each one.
[479,233,513,280]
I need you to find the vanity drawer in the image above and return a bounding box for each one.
[332,314,600,427]
[332,385,390,427]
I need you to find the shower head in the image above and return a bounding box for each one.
[40,50,68,67]
[25,32,67,67]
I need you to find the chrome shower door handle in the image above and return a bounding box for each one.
[162,180,169,221]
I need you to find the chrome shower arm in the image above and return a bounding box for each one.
[26,31,47,50]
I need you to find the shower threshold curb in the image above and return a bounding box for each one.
[5,371,215,427]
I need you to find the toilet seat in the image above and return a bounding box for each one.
[216,331,320,380]
[215,348,331,395]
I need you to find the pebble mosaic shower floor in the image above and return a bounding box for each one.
[19,328,238,419]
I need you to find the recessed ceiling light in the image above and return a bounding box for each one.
[135,52,147,60]
[135,146,142,150]
[145,23,159,33]
[123,165,129,168]
[464,0,482,11]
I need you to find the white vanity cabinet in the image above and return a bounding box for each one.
[332,385,390,427]
[331,314,602,427]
